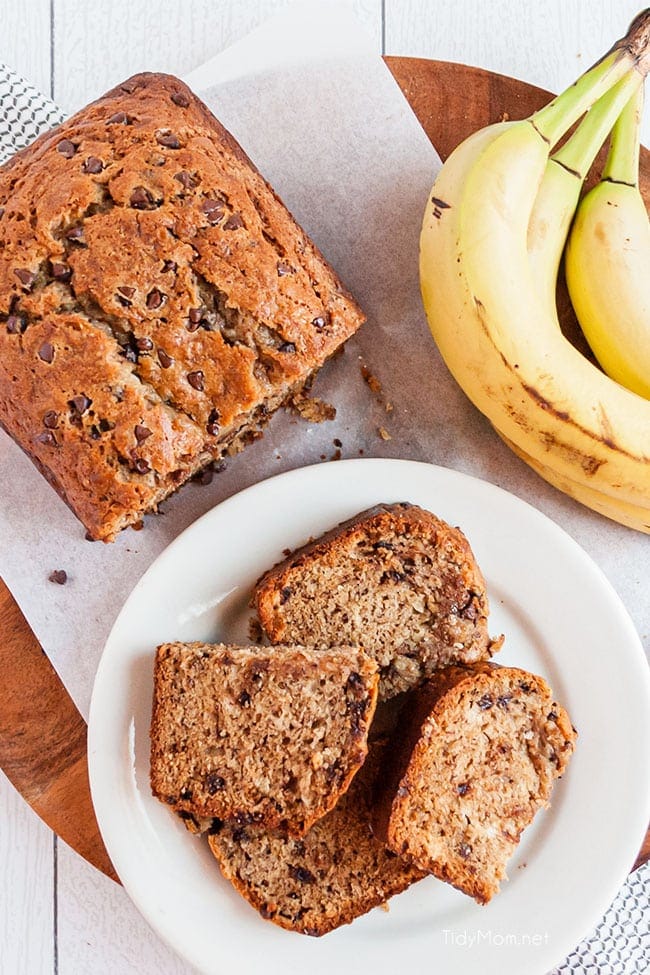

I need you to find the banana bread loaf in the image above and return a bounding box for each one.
[150,642,378,836]
[208,741,427,935]
[254,502,503,699]
[373,662,576,903]
[0,73,364,540]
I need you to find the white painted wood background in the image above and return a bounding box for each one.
[0,1,646,972]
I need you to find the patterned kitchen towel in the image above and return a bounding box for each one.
[0,63,64,164]
[0,59,648,975]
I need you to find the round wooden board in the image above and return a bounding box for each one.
[0,57,648,880]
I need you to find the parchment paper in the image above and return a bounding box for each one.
[0,1,647,723]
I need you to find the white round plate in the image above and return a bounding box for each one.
[88,458,650,975]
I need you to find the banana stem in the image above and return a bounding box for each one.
[531,8,650,146]
[602,85,644,185]
[552,72,643,178]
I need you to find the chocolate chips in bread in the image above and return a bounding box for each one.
[150,642,378,836]
[208,740,427,935]
[0,73,364,540]
[254,502,503,700]
[373,662,576,903]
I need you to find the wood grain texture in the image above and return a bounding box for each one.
[52,0,382,111]
[0,0,51,95]
[0,773,53,975]
[0,581,117,882]
[384,0,650,147]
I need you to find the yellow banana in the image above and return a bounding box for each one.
[565,86,650,399]
[420,14,650,532]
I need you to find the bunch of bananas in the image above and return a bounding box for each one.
[420,10,650,532]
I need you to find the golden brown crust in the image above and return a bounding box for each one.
[0,72,364,540]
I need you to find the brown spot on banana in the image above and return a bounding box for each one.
[471,297,646,465]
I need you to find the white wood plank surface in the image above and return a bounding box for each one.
[0,0,51,94]
[52,0,382,112]
[0,1,647,972]
[0,773,53,975]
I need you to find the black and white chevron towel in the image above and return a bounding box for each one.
[0,59,648,975]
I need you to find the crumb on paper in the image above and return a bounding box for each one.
[385,400,393,413]
[378,901,390,913]
[48,569,67,585]
[378,426,392,441]
[331,448,342,461]
[500,111,510,122]
[288,390,336,423]
[360,363,382,394]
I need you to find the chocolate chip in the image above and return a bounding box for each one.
[155,130,180,149]
[457,782,470,796]
[186,307,203,331]
[547,710,558,721]
[179,788,193,801]
[280,586,292,605]
[346,671,364,692]
[130,186,154,209]
[206,408,220,436]
[171,91,190,108]
[477,694,493,710]
[38,342,54,363]
[458,843,472,859]
[277,262,294,276]
[223,213,244,231]
[6,315,25,334]
[69,394,91,414]
[381,569,405,583]
[121,345,138,363]
[519,681,532,693]
[206,773,226,794]
[34,430,56,446]
[187,370,204,391]
[57,139,77,158]
[311,315,327,329]
[89,425,101,440]
[238,690,251,707]
[175,171,197,190]
[207,819,223,836]
[49,569,67,585]
[161,259,177,273]
[201,198,225,224]
[135,336,153,352]
[120,79,140,94]
[134,424,152,442]
[65,225,84,242]
[132,457,150,474]
[374,540,394,550]
[158,348,173,368]
[43,411,59,428]
[107,111,130,124]
[82,156,104,174]
[288,865,316,884]
[0,207,4,219]
[497,695,512,709]
[278,342,296,353]
[51,262,72,282]
[14,268,35,289]
[146,288,165,310]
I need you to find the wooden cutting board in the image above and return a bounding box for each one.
[0,57,648,883]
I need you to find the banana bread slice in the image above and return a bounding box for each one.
[208,741,427,936]
[0,72,364,540]
[254,502,503,700]
[150,642,378,836]
[373,662,576,903]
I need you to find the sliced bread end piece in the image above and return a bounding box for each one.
[374,662,576,903]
